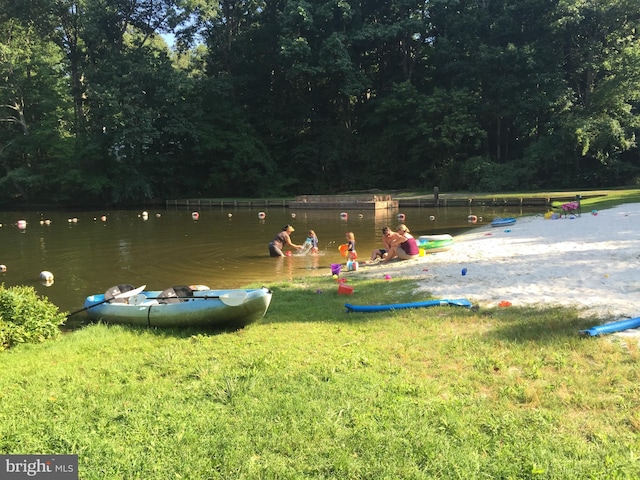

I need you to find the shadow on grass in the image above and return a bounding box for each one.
[63,278,604,344]
[479,306,600,344]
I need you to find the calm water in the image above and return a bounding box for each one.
[0,205,544,313]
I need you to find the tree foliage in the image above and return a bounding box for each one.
[0,0,639,205]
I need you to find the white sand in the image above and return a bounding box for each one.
[358,203,640,334]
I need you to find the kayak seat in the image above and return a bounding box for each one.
[157,285,193,304]
[104,284,135,303]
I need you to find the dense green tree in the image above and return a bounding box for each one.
[1,0,640,204]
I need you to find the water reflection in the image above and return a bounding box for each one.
[0,205,544,312]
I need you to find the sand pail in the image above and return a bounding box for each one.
[331,263,341,276]
[419,248,425,257]
[338,284,354,295]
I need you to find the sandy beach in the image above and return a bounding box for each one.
[357,203,640,335]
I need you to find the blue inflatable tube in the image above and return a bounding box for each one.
[345,298,473,313]
[491,217,516,227]
[580,317,640,336]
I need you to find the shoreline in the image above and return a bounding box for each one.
[351,203,640,335]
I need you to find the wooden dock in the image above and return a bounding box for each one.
[167,194,588,209]
[288,194,397,210]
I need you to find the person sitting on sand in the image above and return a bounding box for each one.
[370,226,402,262]
[268,225,302,257]
[383,224,419,262]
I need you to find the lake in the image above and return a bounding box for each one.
[0,204,544,313]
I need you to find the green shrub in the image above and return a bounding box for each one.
[0,285,66,350]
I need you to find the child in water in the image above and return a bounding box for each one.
[306,230,319,254]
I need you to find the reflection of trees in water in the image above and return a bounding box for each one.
[118,239,132,266]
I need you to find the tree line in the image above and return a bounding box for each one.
[1,0,639,206]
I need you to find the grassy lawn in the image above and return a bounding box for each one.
[1,275,639,479]
[2,189,640,479]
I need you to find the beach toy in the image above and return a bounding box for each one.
[338,284,354,295]
[347,260,359,271]
[331,263,341,276]
[461,268,467,276]
[332,274,338,279]
[591,210,598,216]
[384,274,392,281]
[338,244,349,257]
[286,251,292,257]
[316,289,323,294]
[419,248,425,257]
[504,229,511,233]
[498,301,512,307]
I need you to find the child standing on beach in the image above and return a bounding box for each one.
[345,232,358,269]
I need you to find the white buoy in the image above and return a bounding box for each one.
[17,220,27,230]
[397,213,405,221]
[340,212,348,219]
[228,213,233,218]
[192,211,199,220]
[429,215,436,221]
[291,213,296,219]
[39,271,54,286]
[0,265,6,273]
[467,215,478,224]
[258,211,266,219]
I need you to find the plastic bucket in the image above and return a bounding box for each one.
[419,248,425,257]
[338,284,354,295]
[331,263,341,276]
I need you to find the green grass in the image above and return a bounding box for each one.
[1,275,639,479]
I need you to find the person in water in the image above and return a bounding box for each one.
[382,224,419,262]
[268,225,302,257]
[306,230,319,253]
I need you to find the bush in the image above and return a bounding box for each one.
[0,285,67,350]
